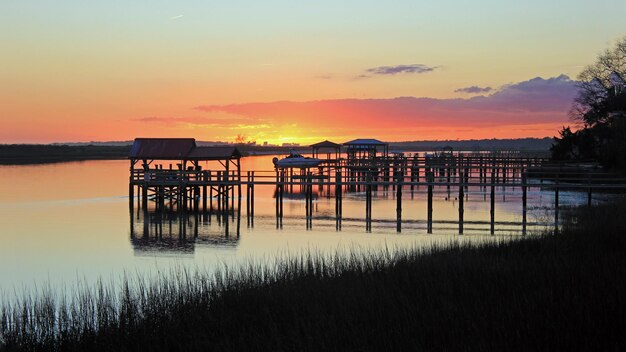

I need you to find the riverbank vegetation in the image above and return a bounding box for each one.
[2,201,626,351]
[0,145,131,165]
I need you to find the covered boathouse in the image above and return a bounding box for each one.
[129,138,242,212]
[343,138,389,160]
[310,140,341,160]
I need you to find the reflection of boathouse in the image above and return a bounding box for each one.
[130,209,240,255]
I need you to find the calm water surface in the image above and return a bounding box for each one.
[0,155,604,293]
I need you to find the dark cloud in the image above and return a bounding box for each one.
[365,64,438,75]
[455,86,493,94]
[472,74,578,112]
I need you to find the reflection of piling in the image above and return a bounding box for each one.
[365,171,372,232]
[246,171,255,227]
[554,172,559,235]
[129,184,134,210]
[396,170,402,233]
[587,174,592,207]
[427,170,433,234]
[304,171,313,230]
[335,170,342,230]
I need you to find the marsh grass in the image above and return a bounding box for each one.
[2,203,626,351]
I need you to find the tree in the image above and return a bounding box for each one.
[571,37,626,127]
[552,36,626,170]
[234,134,247,144]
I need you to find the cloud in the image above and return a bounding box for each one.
[170,15,184,20]
[455,86,493,94]
[193,75,578,139]
[132,115,261,127]
[365,64,438,75]
[314,74,333,80]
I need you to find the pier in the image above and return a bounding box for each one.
[129,138,626,236]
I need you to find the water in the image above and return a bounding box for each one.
[0,155,605,293]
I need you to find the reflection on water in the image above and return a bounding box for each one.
[130,209,241,255]
[0,157,620,293]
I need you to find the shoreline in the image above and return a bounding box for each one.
[0,141,552,165]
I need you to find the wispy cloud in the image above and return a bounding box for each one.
[170,14,184,20]
[315,74,333,80]
[365,64,438,75]
[454,86,493,94]
[132,115,260,126]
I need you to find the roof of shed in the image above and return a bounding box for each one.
[187,146,242,160]
[343,138,387,146]
[310,140,341,148]
[130,138,196,159]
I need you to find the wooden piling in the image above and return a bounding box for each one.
[490,165,495,235]
[396,170,402,233]
[522,170,527,235]
[459,170,464,234]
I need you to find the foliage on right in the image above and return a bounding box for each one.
[552,37,626,170]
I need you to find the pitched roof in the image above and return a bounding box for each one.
[130,138,196,159]
[129,138,243,160]
[187,146,242,160]
[343,138,387,146]
[310,140,341,148]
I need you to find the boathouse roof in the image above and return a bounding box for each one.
[130,138,196,159]
[343,139,387,146]
[187,146,242,160]
[129,138,241,160]
[310,140,341,148]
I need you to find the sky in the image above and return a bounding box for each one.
[1,0,625,144]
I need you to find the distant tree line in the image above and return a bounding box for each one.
[552,37,626,170]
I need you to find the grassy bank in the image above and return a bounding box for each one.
[0,145,131,165]
[2,204,626,351]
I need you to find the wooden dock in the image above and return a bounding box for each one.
[130,151,626,235]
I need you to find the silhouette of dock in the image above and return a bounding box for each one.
[129,138,626,235]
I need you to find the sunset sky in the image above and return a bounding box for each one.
[1,1,625,144]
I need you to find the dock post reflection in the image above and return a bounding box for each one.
[396,170,402,233]
[306,171,313,230]
[554,172,560,235]
[335,170,342,231]
[427,169,433,234]
[129,208,241,254]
